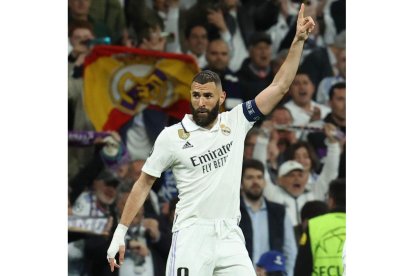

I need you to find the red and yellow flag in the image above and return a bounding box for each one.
[83,45,199,131]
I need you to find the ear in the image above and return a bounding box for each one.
[220,90,227,106]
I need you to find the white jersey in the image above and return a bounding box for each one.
[142,104,254,231]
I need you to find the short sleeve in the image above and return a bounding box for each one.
[142,129,174,178]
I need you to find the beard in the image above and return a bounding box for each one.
[191,100,220,127]
[244,185,263,201]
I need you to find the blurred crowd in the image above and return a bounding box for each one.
[68,0,346,276]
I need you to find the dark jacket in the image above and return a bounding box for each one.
[237,58,273,102]
[239,197,286,260]
[300,47,334,89]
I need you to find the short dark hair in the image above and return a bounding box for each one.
[68,20,94,37]
[301,200,328,222]
[269,105,293,120]
[242,159,265,177]
[184,23,207,39]
[285,141,320,172]
[295,68,313,81]
[192,70,222,87]
[328,178,346,208]
[329,82,346,100]
[248,32,272,47]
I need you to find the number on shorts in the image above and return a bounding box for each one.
[177,267,189,276]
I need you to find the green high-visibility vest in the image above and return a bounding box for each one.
[309,212,346,276]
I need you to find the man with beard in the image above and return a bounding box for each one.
[239,159,297,276]
[108,4,315,275]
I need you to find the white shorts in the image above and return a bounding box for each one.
[165,218,255,276]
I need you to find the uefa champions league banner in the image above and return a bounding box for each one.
[83,45,200,131]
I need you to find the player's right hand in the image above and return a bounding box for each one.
[107,224,128,272]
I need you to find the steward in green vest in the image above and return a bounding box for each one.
[294,179,346,276]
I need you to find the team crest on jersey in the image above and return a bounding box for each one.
[220,124,231,136]
[178,129,190,140]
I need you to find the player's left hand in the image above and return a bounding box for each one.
[107,224,128,272]
[295,3,315,41]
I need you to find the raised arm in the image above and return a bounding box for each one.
[255,4,315,115]
[107,171,157,271]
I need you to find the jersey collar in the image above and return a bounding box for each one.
[181,114,221,132]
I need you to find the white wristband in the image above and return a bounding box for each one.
[114,224,128,237]
[107,224,128,259]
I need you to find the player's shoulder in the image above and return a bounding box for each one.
[222,103,243,120]
[156,122,188,142]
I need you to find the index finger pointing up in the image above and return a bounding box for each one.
[299,3,305,19]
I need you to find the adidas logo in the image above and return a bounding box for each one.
[182,141,194,149]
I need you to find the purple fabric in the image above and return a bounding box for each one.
[68,131,111,147]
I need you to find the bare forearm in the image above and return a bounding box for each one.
[273,37,304,89]
[119,175,155,226]
[255,38,304,115]
[255,4,314,116]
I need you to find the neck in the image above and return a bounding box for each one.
[243,194,262,212]
[205,117,218,130]
[295,101,312,111]
[332,114,346,126]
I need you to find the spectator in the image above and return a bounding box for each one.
[183,23,209,68]
[68,0,108,41]
[299,30,345,88]
[316,49,345,105]
[263,159,329,227]
[68,20,95,131]
[136,20,168,51]
[71,169,120,276]
[204,38,243,110]
[218,0,256,72]
[284,72,331,138]
[68,20,96,180]
[182,0,254,72]
[294,200,328,245]
[254,0,295,59]
[89,0,127,43]
[308,82,346,177]
[329,0,345,35]
[249,122,282,185]
[237,32,273,102]
[256,250,287,276]
[244,127,262,160]
[268,106,297,161]
[278,0,332,61]
[299,200,328,235]
[151,0,183,53]
[239,159,297,276]
[294,179,346,276]
[285,123,340,192]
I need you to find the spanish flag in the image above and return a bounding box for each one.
[83,45,199,131]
